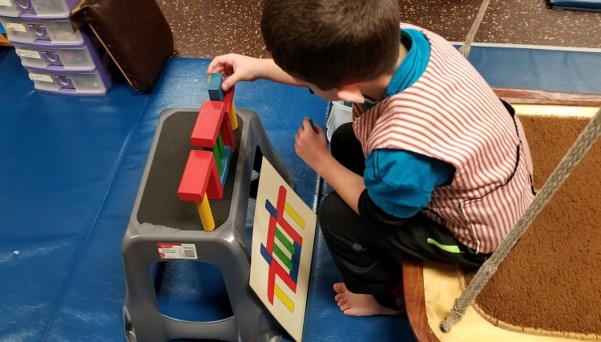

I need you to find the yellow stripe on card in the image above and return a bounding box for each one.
[274,284,294,312]
[284,202,304,229]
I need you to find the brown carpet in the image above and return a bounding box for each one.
[466,114,601,337]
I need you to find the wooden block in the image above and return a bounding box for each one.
[212,136,223,175]
[222,86,234,112]
[208,73,224,101]
[219,146,233,186]
[191,100,226,148]
[178,150,224,202]
[219,87,237,150]
[215,133,224,156]
[196,195,215,231]
[219,116,236,151]
[230,102,239,130]
[223,87,239,130]
[204,153,224,200]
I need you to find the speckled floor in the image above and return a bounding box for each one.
[157,0,601,59]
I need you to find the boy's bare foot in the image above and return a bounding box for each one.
[333,282,403,316]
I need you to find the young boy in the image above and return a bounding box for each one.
[207,0,535,317]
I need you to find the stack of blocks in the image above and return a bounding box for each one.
[177,73,239,231]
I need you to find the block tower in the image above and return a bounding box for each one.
[177,73,239,231]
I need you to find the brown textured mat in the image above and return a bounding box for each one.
[465,112,601,337]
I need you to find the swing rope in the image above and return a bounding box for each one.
[440,0,601,332]
[458,0,492,57]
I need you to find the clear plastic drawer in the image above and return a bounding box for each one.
[0,0,78,19]
[14,35,102,71]
[0,17,82,45]
[27,66,112,95]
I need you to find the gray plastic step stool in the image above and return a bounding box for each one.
[121,108,292,342]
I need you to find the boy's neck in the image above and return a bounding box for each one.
[359,44,408,102]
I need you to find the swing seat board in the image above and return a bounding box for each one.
[404,258,597,342]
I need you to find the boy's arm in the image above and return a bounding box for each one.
[317,156,365,214]
[207,54,304,90]
[295,119,365,214]
[257,58,304,86]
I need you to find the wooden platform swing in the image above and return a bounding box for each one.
[403,0,601,340]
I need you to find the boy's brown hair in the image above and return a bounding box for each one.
[261,0,401,90]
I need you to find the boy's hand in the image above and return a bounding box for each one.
[295,118,330,173]
[207,54,264,91]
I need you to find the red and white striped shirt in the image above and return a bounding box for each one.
[352,24,535,253]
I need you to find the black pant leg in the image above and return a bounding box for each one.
[319,193,488,296]
[319,192,402,296]
[387,214,489,269]
[330,122,365,175]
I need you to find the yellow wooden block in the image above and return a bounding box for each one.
[230,102,239,130]
[196,195,215,231]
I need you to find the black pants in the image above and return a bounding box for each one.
[319,123,488,298]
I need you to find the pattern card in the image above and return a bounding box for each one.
[250,157,317,341]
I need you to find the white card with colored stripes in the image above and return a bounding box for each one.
[250,157,317,342]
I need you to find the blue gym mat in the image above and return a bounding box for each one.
[548,0,601,11]
[1,43,601,342]
[465,44,601,94]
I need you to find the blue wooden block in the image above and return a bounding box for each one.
[208,73,225,101]
[219,146,232,186]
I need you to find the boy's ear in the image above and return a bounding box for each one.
[336,84,365,104]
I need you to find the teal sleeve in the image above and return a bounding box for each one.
[363,149,455,218]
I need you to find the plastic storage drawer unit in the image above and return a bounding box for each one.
[13,35,103,71]
[0,17,82,45]
[26,66,111,95]
[0,0,79,18]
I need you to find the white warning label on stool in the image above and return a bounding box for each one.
[157,243,197,259]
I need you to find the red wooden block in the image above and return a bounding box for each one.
[191,100,226,148]
[218,87,236,151]
[178,150,224,202]
[220,115,236,152]
[223,85,234,118]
